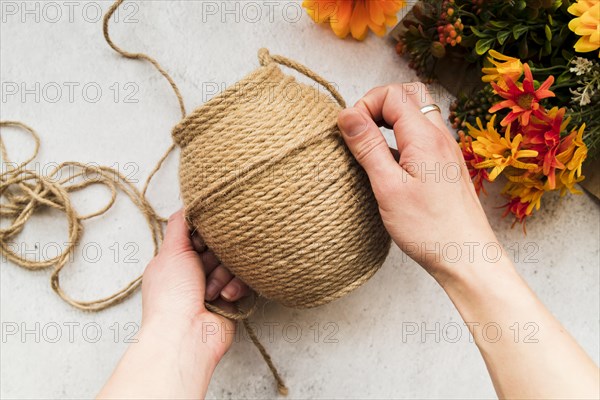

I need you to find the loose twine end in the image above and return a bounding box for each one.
[277,383,289,396]
[242,318,288,396]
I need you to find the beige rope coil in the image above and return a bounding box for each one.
[0,120,164,311]
[172,50,391,309]
[1,0,391,395]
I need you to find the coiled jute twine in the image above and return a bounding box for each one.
[0,0,391,395]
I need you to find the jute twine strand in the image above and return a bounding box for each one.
[0,120,163,310]
[103,0,183,197]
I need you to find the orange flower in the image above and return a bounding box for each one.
[459,130,489,194]
[489,64,555,126]
[502,197,533,225]
[302,0,405,40]
[522,107,569,190]
[501,179,545,226]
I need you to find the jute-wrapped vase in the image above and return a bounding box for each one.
[172,49,390,309]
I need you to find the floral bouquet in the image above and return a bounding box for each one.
[394,0,599,225]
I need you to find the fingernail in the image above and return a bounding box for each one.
[339,109,367,137]
[221,283,240,301]
[205,280,220,301]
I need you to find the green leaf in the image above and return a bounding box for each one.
[530,31,544,45]
[545,25,552,41]
[557,72,571,85]
[470,26,489,38]
[475,38,495,56]
[552,0,563,11]
[513,25,528,40]
[561,49,574,60]
[519,38,529,59]
[497,30,511,45]
[543,40,552,55]
[489,20,510,29]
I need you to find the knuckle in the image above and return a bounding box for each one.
[403,81,429,103]
[363,85,384,98]
[388,84,404,100]
[429,129,447,145]
[434,130,454,150]
[354,135,387,164]
[389,83,404,92]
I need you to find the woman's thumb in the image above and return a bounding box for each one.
[337,108,404,184]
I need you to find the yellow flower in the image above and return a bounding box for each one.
[566,139,587,178]
[502,179,545,216]
[302,0,405,40]
[568,0,600,57]
[482,50,524,89]
[555,124,588,193]
[469,120,539,181]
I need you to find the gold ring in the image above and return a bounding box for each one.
[420,104,441,115]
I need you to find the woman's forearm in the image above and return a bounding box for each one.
[441,253,599,399]
[97,318,217,399]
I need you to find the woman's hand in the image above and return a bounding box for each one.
[338,83,599,399]
[337,83,501,281]
[98,210,251,399]
[141,210,250,362]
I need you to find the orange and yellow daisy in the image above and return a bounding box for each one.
[302,0,405,40]
[467,117,539,181]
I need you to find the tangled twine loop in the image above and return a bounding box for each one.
[0,120,164,311]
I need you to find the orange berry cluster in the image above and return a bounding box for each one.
[437,0,464,47]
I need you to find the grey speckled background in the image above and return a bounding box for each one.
[1,1,598,399]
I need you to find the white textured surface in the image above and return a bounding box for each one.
[1,1,599,399]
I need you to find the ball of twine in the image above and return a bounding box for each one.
[172,49,391,310]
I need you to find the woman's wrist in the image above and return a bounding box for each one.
[436,243,521,302]
[434,248,539,345]
[98,316,218,399]
[140,314,223,370]
[422,231,514,286]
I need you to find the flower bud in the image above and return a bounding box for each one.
[431,41,446,58]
